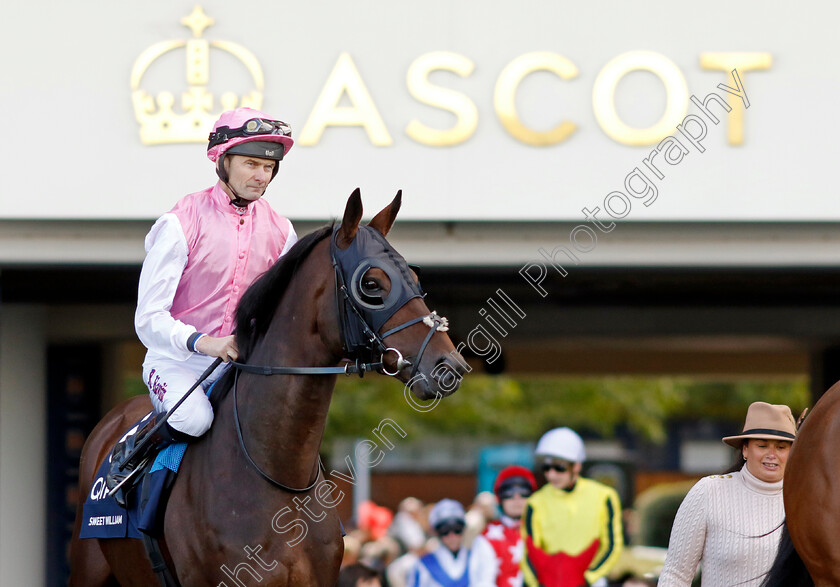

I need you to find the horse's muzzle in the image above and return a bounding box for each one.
[432,355,465,396]
[407,354,466,400]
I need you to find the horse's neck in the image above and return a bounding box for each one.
[223,266,339,489]
[231,366,336,489]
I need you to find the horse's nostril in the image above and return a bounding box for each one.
[431,360,464,394]
[435,356,467,377]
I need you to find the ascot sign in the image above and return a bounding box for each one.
[133,7,771,149]
[300,51,770,148]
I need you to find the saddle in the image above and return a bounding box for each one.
[81,419,187,529]
[80,414,188,586]
[85,371,231,585]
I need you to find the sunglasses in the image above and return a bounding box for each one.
[435,521,465,536]
[499,487,532,501]
[208,118,292,148]
[541,462,570,474]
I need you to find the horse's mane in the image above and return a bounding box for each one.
[760,521,814,587]
[234,224,334,361]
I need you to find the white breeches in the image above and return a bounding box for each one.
[142,352,228,437]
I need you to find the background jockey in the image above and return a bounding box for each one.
[521,427,624,587]
[471,465,537,587]
[409,499,477,587]
[106,106,298,505]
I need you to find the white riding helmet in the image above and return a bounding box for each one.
[535,427,586,463]
[428,499,465,529]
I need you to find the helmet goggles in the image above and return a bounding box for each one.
[497,478,534,500]
[434,519,466,536]
[208,118,292,149]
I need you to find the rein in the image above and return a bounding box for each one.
[230,368,324,493]
[228,228,449,493]
[230,358,385,377]
[227,311,446,493]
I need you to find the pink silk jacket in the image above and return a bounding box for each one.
[135,182,297,362]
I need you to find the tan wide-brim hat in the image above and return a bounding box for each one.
[722,402,797,448]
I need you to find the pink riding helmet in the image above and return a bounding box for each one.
[206,107,294,163]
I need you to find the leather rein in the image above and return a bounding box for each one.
[227,231,449,493]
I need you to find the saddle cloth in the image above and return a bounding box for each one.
[78,375,228,541]
[79,417,188,540]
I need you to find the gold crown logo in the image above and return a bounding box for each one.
[131,6,265,145]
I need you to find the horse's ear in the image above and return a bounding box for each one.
[336,188,363,249]
[368,190,402,237]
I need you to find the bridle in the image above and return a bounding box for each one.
[229,225,449,492]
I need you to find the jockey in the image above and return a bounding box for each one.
[521,427,624,587]
[410,499,477,587]
[105,107,298,505]
[471,465,537,587]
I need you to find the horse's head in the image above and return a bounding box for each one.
[330,189,466,400]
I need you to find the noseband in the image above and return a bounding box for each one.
[229,225,450,492]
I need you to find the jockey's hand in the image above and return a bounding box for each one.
[195,334,239,362]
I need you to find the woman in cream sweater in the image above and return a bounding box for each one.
[658,402,797,587]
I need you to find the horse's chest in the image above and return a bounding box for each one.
[166,480,342,585]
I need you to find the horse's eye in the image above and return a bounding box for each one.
[358,277,384,306]
[362,279,379,292]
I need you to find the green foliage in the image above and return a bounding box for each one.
[326,373,810,446]
[123,375,148,400]
[632,481,697,547]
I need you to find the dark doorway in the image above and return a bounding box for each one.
[46,344,102,587]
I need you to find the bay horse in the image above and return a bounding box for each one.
[69,190,466,586]
[761,380,840,587]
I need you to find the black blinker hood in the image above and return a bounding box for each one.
[331,225,423,358]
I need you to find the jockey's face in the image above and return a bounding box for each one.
[222,154,277,203]
[500,492,529,519]
[543,459,582,490]
[742,438,791,483]
[439,528,463,554]
[435,520,465,554]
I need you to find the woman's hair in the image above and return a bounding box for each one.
[722,441,746,474]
